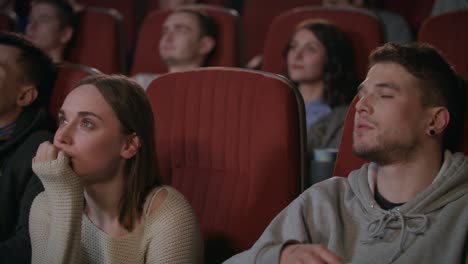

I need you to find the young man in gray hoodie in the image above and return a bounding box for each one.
[225,42,468,264]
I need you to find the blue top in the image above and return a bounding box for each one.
[305,98,331,130]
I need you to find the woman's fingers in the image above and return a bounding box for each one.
[34,141,60,162]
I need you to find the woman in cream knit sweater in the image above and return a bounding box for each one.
[29,75,203,264]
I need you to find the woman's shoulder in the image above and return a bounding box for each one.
[314,104,348,128]
[142,186,200,241]
[143,186,194,220]
[142,187,203,263]
[308,104,349,149]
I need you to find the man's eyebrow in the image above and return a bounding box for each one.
[174,23,191,30]
[375,82,400,91]
[358,81,401,92]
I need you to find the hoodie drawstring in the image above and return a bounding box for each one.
[362,209,429,263]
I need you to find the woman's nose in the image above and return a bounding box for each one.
[292,48,303,59]
[54,123,73,147]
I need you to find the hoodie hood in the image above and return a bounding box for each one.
[349,151,468,216]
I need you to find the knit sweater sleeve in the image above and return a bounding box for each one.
[29,152,84,264]
[145,187,203,264]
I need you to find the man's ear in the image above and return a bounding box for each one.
[60,26,73,45]
[16,85,38,107]
[427,106,450,136]
[121,133,141,159]
[199,36,215,56]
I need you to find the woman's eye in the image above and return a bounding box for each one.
[81,119,94,128]
[58,116,67,125]
[288,42,297,50]
[305,46,316,52]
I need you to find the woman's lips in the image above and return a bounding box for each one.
[290,64,304,70]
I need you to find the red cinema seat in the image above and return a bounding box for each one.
[70,7,125,74]
[418,10,468,77]
[131,4,242,76]
[76,0,135,49]
[147,0,227,10]
[241,0,321,61]
[49,63,101,122]
[261,6,383,81]
[146,67,307,262]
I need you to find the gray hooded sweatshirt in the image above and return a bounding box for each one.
[225,151,468,264]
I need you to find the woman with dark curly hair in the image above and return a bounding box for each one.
[286,19,358,149]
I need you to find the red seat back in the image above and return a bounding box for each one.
[418,10,468,77]
[261,6,383,81]
[49,63,101,121]
[69,7,125,74]
[241,0,321,61]
[146,67,306,261]
[76,0,135,49]
[147,0,226,10]
[131,4,241,75]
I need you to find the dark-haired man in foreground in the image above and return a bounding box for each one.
[225,42,468,264]
[0,33,56,263]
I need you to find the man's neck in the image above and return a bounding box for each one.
[48,48,64,63]
[376,145,444,204]
[168,59,203,73]
[0,108,22,127]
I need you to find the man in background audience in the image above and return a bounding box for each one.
[225,42,467,264]
[25,0,75,63]
[0,33,56,263]
[322,0,413,43]
[134,8,217,89]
